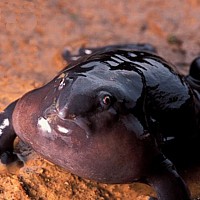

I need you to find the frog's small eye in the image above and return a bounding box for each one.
[98,91,114,110]
[102,95,111,105]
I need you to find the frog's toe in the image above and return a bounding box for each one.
[62,48,81,62]
[0,151,18,164]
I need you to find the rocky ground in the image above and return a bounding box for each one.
[0,0,200,199]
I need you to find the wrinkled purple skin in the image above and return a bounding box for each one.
[1,44,200,200]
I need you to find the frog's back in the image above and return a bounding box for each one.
[66,49,197,142]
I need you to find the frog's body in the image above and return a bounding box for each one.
[0,44,199,200]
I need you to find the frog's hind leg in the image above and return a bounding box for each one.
[0,100,18,164]
[62,43,157,63]
[145,154,191,200]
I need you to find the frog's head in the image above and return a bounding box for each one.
[37,60,154,183]
[53,61,145,138]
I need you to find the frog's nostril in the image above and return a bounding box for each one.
[58,107,68,119]
[58,107,76,120]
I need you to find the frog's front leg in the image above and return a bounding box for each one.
[146,155,191,200]
[0,100,18,164]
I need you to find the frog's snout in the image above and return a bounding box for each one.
[58,106,76,120]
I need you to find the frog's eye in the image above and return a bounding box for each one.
[102,95,111,106]
[98,91,114,110]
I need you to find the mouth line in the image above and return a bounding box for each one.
[55,110,92,138]
[73,116,92,137]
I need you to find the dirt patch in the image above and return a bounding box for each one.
[0,0,200,199]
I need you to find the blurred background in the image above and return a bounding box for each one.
[0,1,200,199]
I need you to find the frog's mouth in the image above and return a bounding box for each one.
[37,103,92,142]
[57,112,92,138]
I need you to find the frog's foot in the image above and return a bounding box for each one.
[186,57,200,92]
[0,151,18,164]
[62,43,157,63]
[0,100,18,164]
[145,154,191,200]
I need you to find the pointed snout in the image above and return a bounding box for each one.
[58,106,76,120]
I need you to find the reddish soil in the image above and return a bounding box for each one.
[0,0,200,199]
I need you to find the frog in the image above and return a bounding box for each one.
[1,43,199,200]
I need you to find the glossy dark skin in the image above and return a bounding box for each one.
[0,44,200,200]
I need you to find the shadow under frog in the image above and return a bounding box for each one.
[0,43,200,200]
